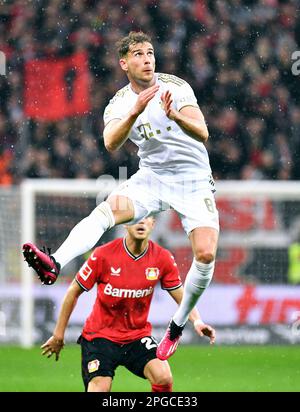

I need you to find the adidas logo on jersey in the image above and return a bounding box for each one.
[104,283,153,298]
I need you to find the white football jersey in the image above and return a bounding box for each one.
[103,73,212,179]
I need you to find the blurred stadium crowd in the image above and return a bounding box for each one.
[1,0,300,185]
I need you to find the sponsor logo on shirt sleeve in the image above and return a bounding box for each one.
[79,262,93,281]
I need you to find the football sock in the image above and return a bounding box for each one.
[172,259,215,327]
[169,320,184,341]
[52,202,115,268]
[152,383,173,392]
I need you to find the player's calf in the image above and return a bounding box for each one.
[144,355,173,391]
[151,371,173,392]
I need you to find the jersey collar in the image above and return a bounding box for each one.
[123,237,149,261]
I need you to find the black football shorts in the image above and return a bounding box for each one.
[78,335,158,390]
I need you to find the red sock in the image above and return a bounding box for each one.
[151,383,173,392]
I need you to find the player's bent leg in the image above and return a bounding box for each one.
[189,226,219,264]
[172,227,218,327]
[157,227,219,360]
[144,358,173,392]
[23,197,135,283]
[88,376,113,392]
[52,200,118,268]
[106,195,135,225]
[173,226,218,320]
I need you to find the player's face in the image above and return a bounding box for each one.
[126,217,155,240]
[119,42,155,85]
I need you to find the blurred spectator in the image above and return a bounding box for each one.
[1,0,300,185]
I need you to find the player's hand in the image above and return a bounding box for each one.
[41,335,65,361]
[131,84,160,116]
[194,320,216,345]
[161,90,178,120]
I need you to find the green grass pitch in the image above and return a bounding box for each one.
[1,345,299,392]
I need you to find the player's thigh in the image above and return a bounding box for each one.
[123,336,158,379]
[143,358,173,385]
[106,195,135,224]
[176,189,219,262]
[107,169,165,225]
[88,376,113,392]
[80,336,119,391]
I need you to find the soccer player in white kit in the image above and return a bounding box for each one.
[23,31,219,360]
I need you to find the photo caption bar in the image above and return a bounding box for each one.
[100,394,199,408]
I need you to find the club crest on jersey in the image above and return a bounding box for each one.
[110,267,121,276]
[88,359,100,373]
[145,267,159,280]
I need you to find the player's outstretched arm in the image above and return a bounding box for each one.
[41,279,84,361]
[161,90,209,143]
[168,286,216,344]
[104,84,159,152]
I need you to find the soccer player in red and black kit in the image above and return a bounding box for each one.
[41,217,215,392]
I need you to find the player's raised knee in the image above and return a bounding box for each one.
[194,251,215,264]
[106,195,135,224]
[92,201,115,229]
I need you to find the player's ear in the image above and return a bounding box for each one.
[119,58,128,72]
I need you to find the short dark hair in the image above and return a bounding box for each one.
[116,31,153,58]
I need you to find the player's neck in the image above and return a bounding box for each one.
[125,236,149,257]
[129,76,156,94]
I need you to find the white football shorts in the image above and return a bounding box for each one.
[108,167,219,234]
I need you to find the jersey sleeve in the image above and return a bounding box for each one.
[75,250,102,291]
[174,81,199,112]
[103,95,127,126]
[160,250,182,291]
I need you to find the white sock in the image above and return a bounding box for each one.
[172,259,215,327]
[52,202,115,268]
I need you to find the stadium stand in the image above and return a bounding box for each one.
[0,0,300,184]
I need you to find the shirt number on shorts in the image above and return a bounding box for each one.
[141,337,157,350]
[204,198,215,213]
